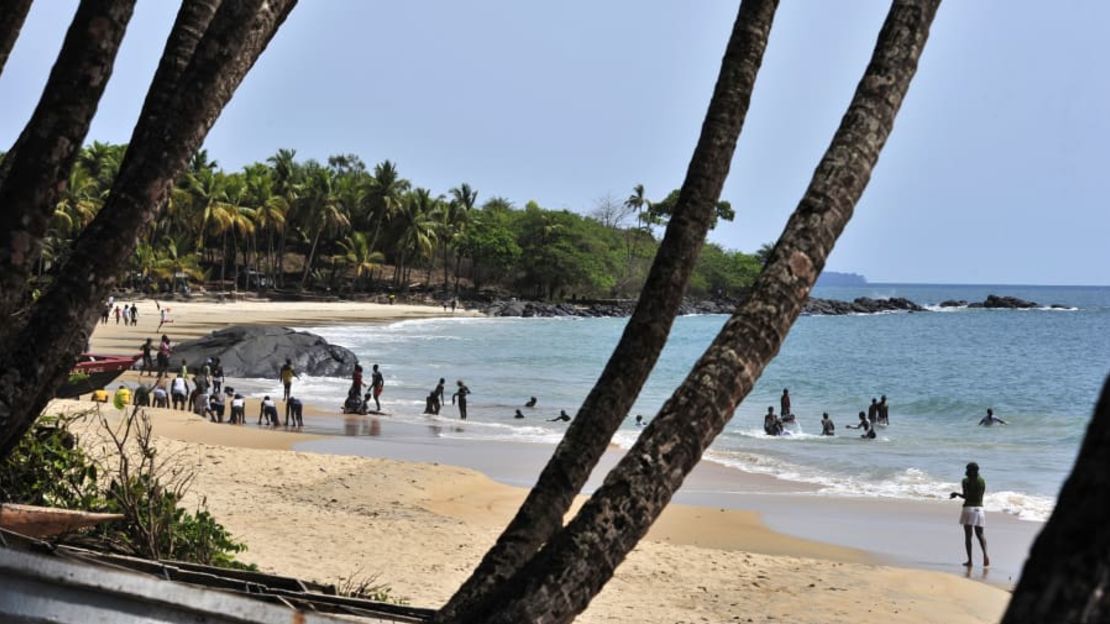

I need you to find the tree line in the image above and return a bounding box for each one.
[24,141,764,301]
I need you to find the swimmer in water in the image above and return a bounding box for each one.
[978,408,1008,426]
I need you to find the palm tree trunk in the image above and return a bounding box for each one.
[301,225,322,289]
[0,0,32,80]
[0,0,297,459]
[0,0,135,322]
[434,2,779,619]
[1002,375,1110,622]
[447,2,939,621]
[220,230,228,286]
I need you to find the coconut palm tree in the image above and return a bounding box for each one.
[366,160,409,258]
[267,147,301,287]
[338,231,383,292]
[394,188,438,288]
[298,166,348,288]
[444,183,478,291]
[244,164,286,288]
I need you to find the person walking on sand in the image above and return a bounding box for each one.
[452,380,471,420]
[279,359,298,401]
[130,303,138,326]
[950,462,990,567]
[878,395,890,425]
[370,364,385,412]
[114,306,122,324]
[156,339,170,377]
[978,408,1008,426]
[140,338,154,377]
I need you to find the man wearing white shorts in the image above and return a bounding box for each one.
[950,461,989,568]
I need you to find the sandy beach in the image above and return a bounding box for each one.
[74,298,1017,622]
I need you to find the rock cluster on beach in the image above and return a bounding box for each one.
[171,325,358,377]
[479,293,1069,318]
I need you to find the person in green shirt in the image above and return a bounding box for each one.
[950,461,989,568]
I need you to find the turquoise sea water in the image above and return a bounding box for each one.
[272,284,1109,521]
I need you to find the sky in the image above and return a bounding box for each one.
[2,1,1108,285]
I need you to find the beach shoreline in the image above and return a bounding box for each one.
[76,298,1023,621]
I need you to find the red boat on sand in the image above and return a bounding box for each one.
[56,354,139,399]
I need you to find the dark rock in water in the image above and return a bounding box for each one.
[801,297,925,316]
[980,294,1038,309]
[1050,304,1071,309]
[938,300,968,308]
[171,325,358,378]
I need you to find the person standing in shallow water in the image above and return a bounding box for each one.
[370,364,385,412]
[279,359,298,401]
[950,461,990,568]
[820,412,835,436]
[780,388,791,419]
[432,378,446,414]
[452,380,471,420]
[878,395,890,425]
[867,398,879,426]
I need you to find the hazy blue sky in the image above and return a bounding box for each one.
[3,1,1107,285]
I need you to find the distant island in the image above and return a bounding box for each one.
[816,271,868,286]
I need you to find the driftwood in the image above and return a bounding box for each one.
[0,503,123,539]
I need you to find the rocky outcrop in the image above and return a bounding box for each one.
[969,295,1038,309]
[477,292,1069,319]
[480,296,924,318]
[170,325,358,378]
[803,297,925,315]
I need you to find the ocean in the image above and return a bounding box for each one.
[252,284,1110,522]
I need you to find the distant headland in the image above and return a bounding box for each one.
[816,271,868,286]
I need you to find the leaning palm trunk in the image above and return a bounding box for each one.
[449,1,940,622]
[0,0,32,80]
[1001,374,1110,623]
[0,0,297,459]
[434,0,779,619]
[0,0,135,322]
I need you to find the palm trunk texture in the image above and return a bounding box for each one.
[0,0,297,458]
[1001,374,1110,624]
[0,0,33,79]
[452,1,940,622]
[434,0,779,620]
[0,0,135,322]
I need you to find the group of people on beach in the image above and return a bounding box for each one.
[102,300,139,326]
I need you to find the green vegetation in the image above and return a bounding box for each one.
[33,143,762,300]
[0,411,251,569]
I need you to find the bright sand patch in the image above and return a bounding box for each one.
[53,398,1009,624]
[75,300,1012,622]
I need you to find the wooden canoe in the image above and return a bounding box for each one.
[0,503,124,538]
